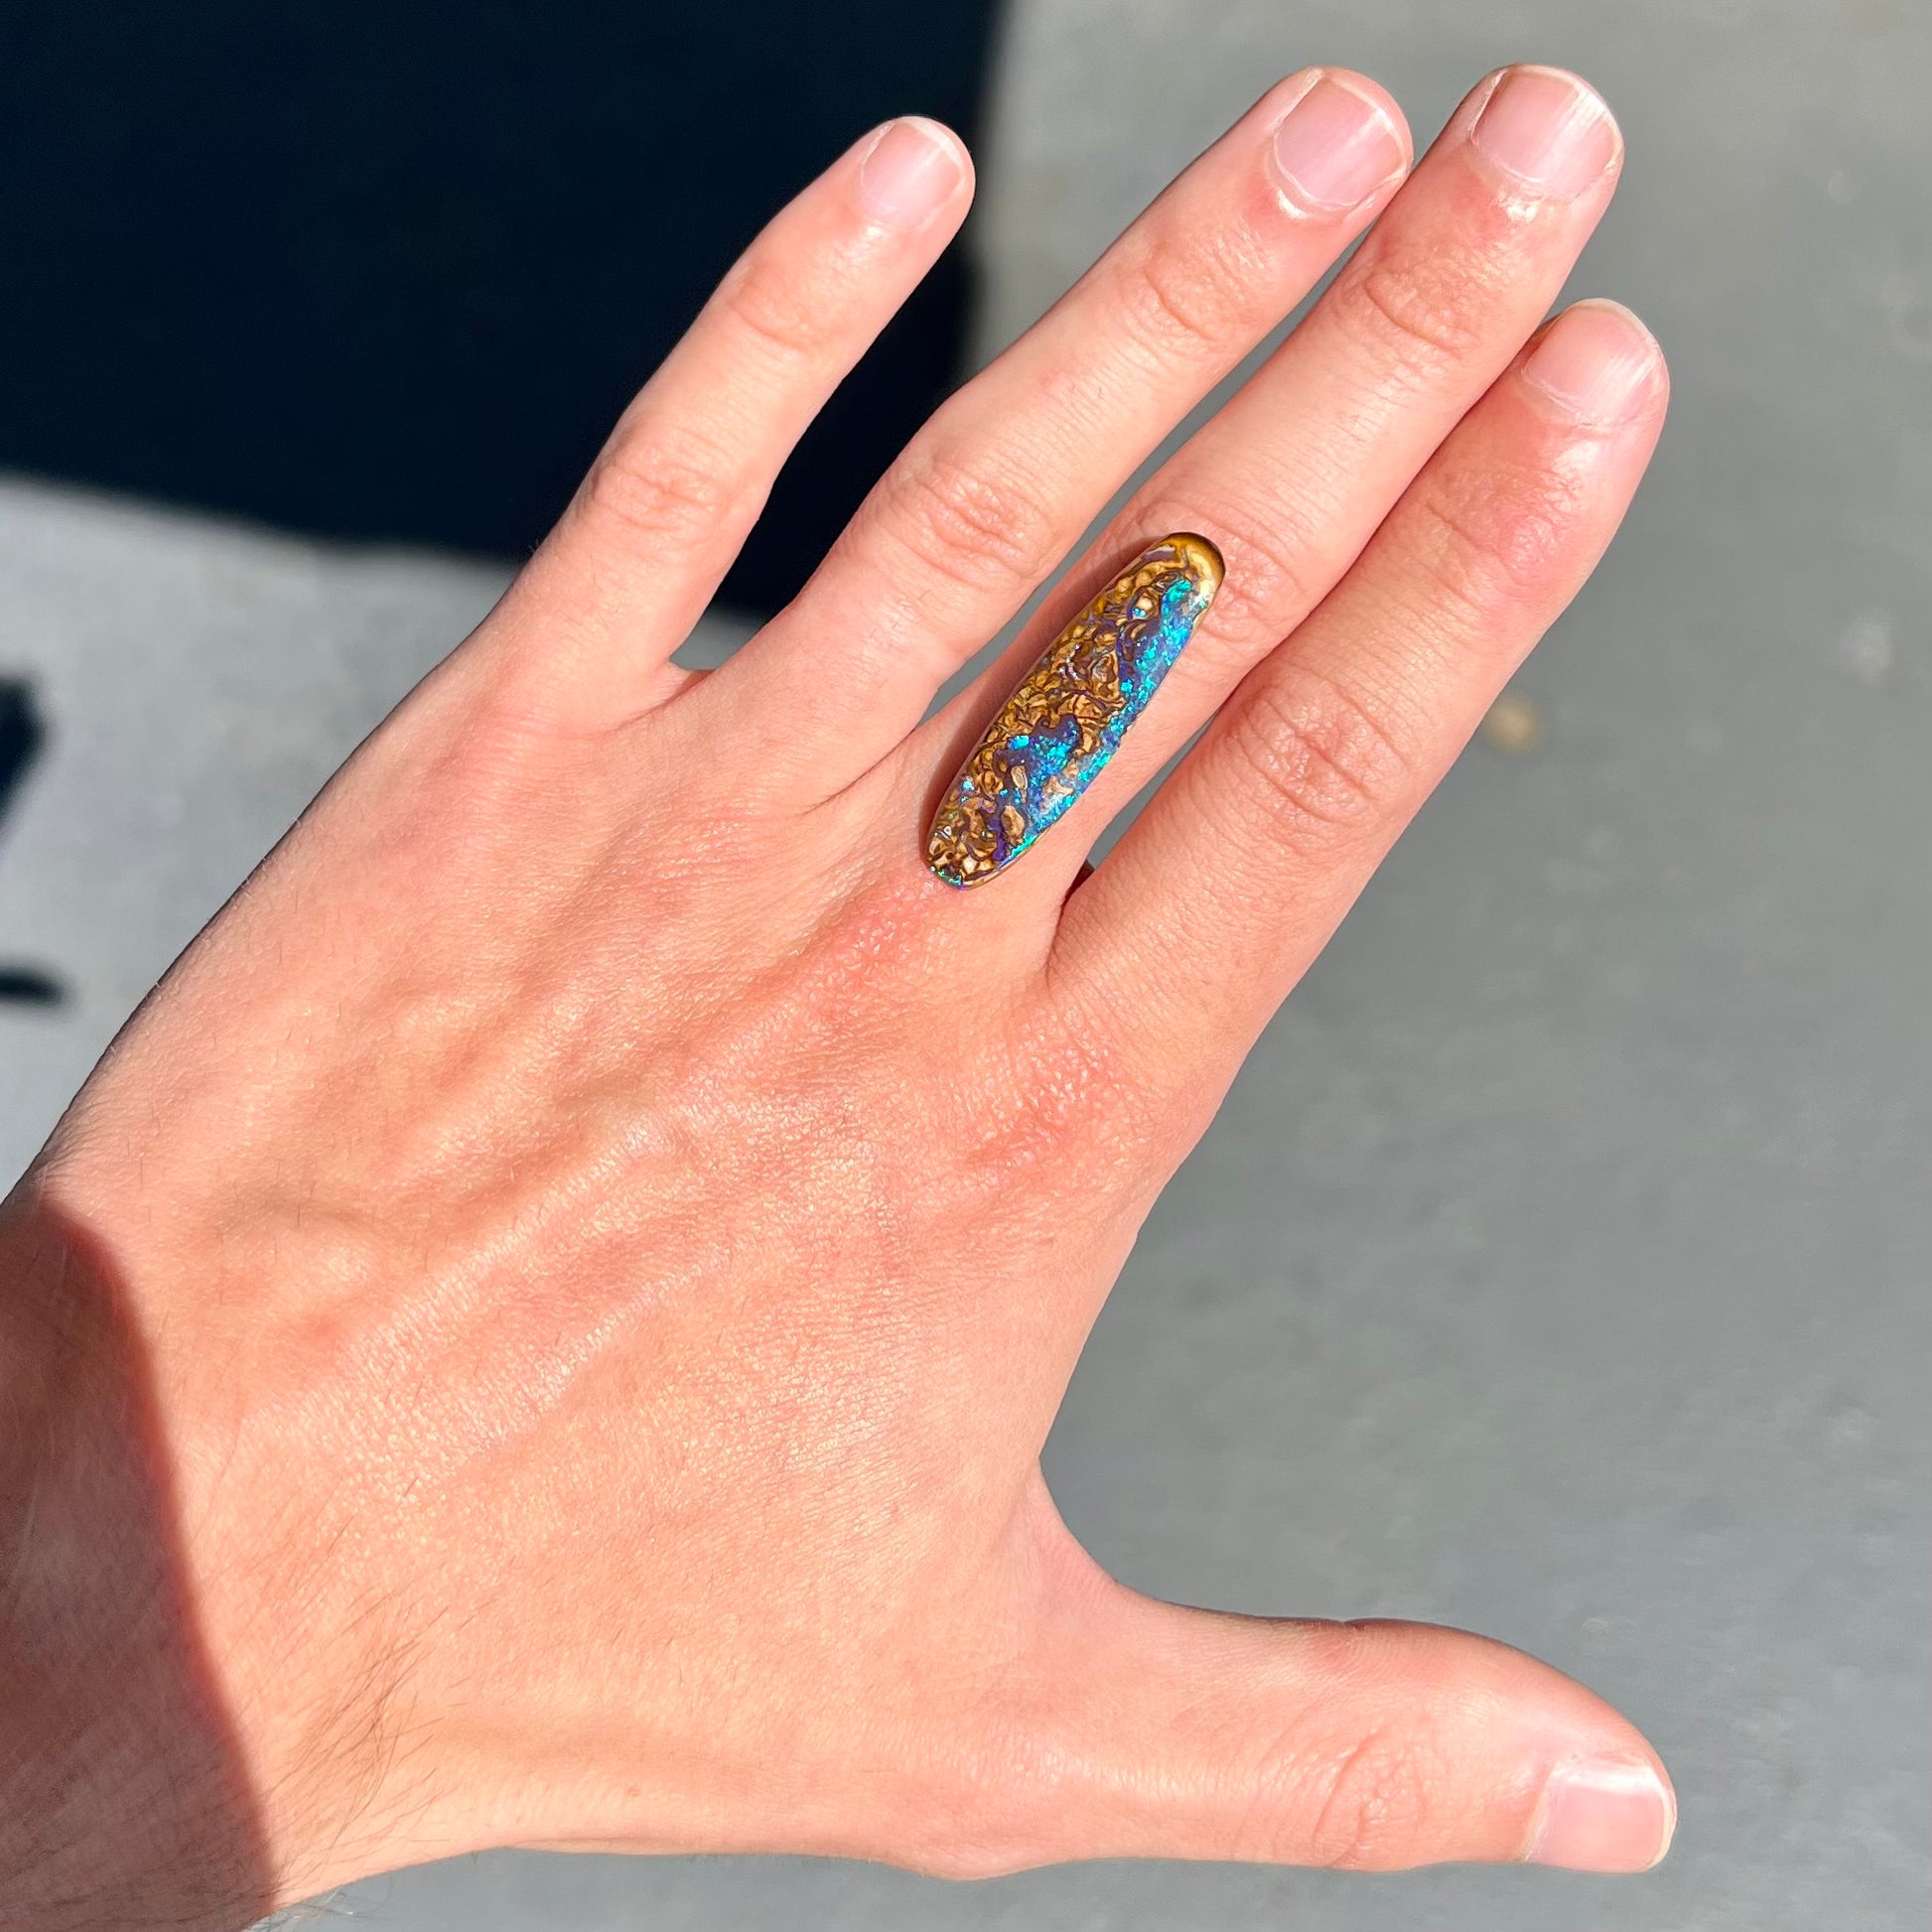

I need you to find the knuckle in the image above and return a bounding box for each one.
[1302,1722,1452,1869]
[1335,235,1500,373]
[901,1835,1034,1883]
[1406,465,1583,625]
[956,1002,1157,1198]
[885,443,1064,597]
[579,420,739,549]
[1117,221,1269,366]
[1018,1030,1157,1176]
[714,247,833,362]
[1162,502,1322,649]
[1219,665,1411,854]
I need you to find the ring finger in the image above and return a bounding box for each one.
[900,65,1624,906]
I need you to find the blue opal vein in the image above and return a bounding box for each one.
[925,534,1224,888]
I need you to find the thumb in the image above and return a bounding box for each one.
[995,1577,1675,1874]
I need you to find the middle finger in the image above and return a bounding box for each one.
[693,68,1412,782]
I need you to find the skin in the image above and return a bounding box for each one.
[0,66,1673,1929]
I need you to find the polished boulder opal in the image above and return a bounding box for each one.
[925,533,1224,888]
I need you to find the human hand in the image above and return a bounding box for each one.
[0,66,1672,1928]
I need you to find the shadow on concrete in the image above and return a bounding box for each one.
[0,679,66,1007]
[0,3,1001,613]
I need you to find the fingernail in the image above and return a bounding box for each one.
[1271,73,1407,213]
[857,118,965,228]
[1521,299,1661,423]
[1528,1757,1676,1872]
[1468,66,1621,199]
[926,535,1224,888]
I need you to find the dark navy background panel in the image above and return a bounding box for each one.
[0,4,997,611]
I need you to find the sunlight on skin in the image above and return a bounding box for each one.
[0,67,1671,1929]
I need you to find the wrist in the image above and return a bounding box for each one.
[0,1186,272,1931]
[0,1164,513,1922]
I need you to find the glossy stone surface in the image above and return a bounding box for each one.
[925,534,1222,887]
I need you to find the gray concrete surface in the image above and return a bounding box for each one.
[0,1,1925,1928]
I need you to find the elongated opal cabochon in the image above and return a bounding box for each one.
[925,534,1224,888]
